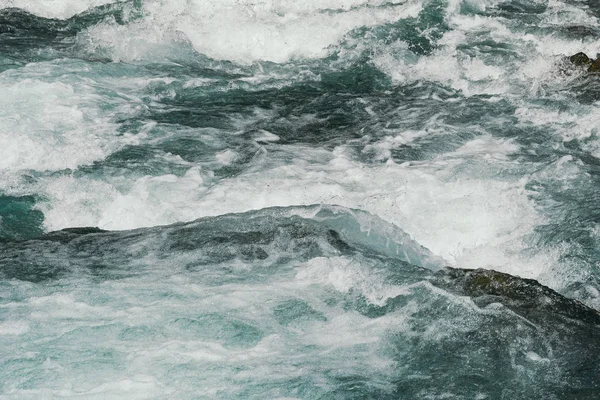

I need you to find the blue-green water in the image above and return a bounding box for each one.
[1,0,600,398]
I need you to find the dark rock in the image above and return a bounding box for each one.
[37,226,109,244]
[60,226,107,235]
[588,58,600,73]
[569,51,600,73]
[570,52,592,66]
[431,267,600,326]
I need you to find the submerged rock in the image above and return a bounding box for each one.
[563,25,600,39]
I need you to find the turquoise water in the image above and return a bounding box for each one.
[1,0,600,398]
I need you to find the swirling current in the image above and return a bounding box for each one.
[1,0,600,398]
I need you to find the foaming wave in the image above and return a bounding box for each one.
[73,0,422,64]
[35,136,542,281]
[0,62,136,177]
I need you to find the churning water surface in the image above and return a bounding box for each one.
[1,0,600,398]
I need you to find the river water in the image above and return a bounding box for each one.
[1,0,600,398]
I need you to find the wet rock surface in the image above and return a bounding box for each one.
[568,52,600,73]
[588,58,600,73]
[432,267,600,325]
[430,267,600,398]
[569,52,592,67]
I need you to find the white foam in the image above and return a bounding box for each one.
[449,136,520,160]
[41,166,213,230]
[0,62,144,190]
[0,78,114,173]
[372,24,515,95]
[29,293,127,320]
[81,376,168,400]
[215,149,239,166]
[74,0,422,64]
[0,321,29,335]
[295,256,412,305]
[515,105,600,144]
[544,0,598,28]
